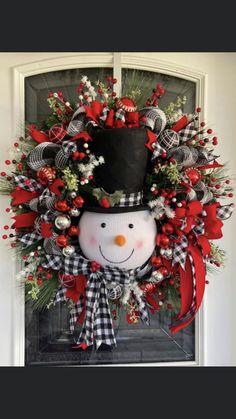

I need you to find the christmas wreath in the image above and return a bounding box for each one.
[0,75,234,350]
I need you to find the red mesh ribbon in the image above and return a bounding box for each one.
[10,188,39,205]
[172,116,189,132]
[12,212,38,228]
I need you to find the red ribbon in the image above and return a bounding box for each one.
[172,116,189,132]
[10,188,40,205]
[69,131,92,142]
[170,242,206,333]
[28,124,49,143]
[145,129,158,151]
[48,178,65,196]
[41,222,53,238]
[12,212,38,228]
[197,161,223,170]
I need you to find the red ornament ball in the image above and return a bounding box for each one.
[56,235,69,247]
[185,168,202,186]
[115,97,137,112]
[49,124,67,143]
[37,166,56,185]
[162,223,174,235]
[158,266,169,277]
[73,196,85,208]
[151,255,163,267]
[159,234,170,248]
[68,226,79,236]
[55,200,70,212]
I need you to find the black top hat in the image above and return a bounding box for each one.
[87,127,152,213]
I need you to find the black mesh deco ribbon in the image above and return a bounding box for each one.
[44,253,150,349]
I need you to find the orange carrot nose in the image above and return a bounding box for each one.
[114,235,126,247]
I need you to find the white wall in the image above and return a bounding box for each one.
[0,53,235,366]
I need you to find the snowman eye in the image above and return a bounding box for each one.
[128,224,134,229]
[101,223,106,228]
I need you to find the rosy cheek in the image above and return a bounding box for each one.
[89,236,97,246]
[136,240,144,249]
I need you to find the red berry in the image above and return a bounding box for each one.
[37,266,44,272]
[200,122,205,127]
[6,208,11,213]
[106,76,113,83]
[199,140,205,146]
[48,92,53,98]
[73,196,84,208]
[161,152,167,158]
[37,278,43,285]
[169,279,175,286]
[27,275,33,281]
[5,160,11,165]
[46,272,53,279]
[112,92,117,97]
[17,163,23,170]
[88,175,94,181]
[4,225,9,230]
[225,180,230,184]
[11,243,16,248]
[207,128,213,134]
[98,88,103,94]
[14,142,19,147]
[215,184,221,189]
[24,179,31,185]
[205,280,209,284]
[211,177,217,182]
[100,197,110,208]
[1,172,6,177]
[167,303,173,310]
[103,102,108,107]
[228,193,234,198]
[112,78,117,84]
[21,154,26,160]
[22,255,28,261]
[34,251,39,257]
[72,151,80,160]
[2,234,8,239]
[196,107,202,113]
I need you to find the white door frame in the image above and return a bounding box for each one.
[12,52,207,366]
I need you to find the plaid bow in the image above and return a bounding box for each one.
[50,253,150,349]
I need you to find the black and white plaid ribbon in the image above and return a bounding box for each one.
[151,140,166,160]
[27,142,61,171]
[50,253,149,348]
[54,141,77,169]
[178,121,197,143]
[115,192,143,207]
[67,106,86,136]
[13,175,43,192]
[216,204,234,220]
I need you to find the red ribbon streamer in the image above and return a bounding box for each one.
[10,188,39,205]
[12,212,38,228]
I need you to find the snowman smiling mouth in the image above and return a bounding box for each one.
[99,245,135,264]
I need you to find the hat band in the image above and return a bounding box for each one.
[114,192,143,207]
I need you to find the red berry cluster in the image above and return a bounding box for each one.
[146,84,165,106]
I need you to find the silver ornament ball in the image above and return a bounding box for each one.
[69,208,80,217]
[160,248,166,256]
[55,215,71,230]
[152,270,164,283]
[62,245,76,257]
[70,191,77,199]
[164,248,173,259]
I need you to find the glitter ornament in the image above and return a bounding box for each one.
[49,124,67,143]
[106,283,123,300]
[185,168,202,186]
[37,166,56,185]
[158,129,180,150]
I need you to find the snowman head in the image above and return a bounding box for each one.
[78,209,157,270]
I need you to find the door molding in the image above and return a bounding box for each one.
[12,52,207,366]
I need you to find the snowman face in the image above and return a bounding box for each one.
[78,210,157,270]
